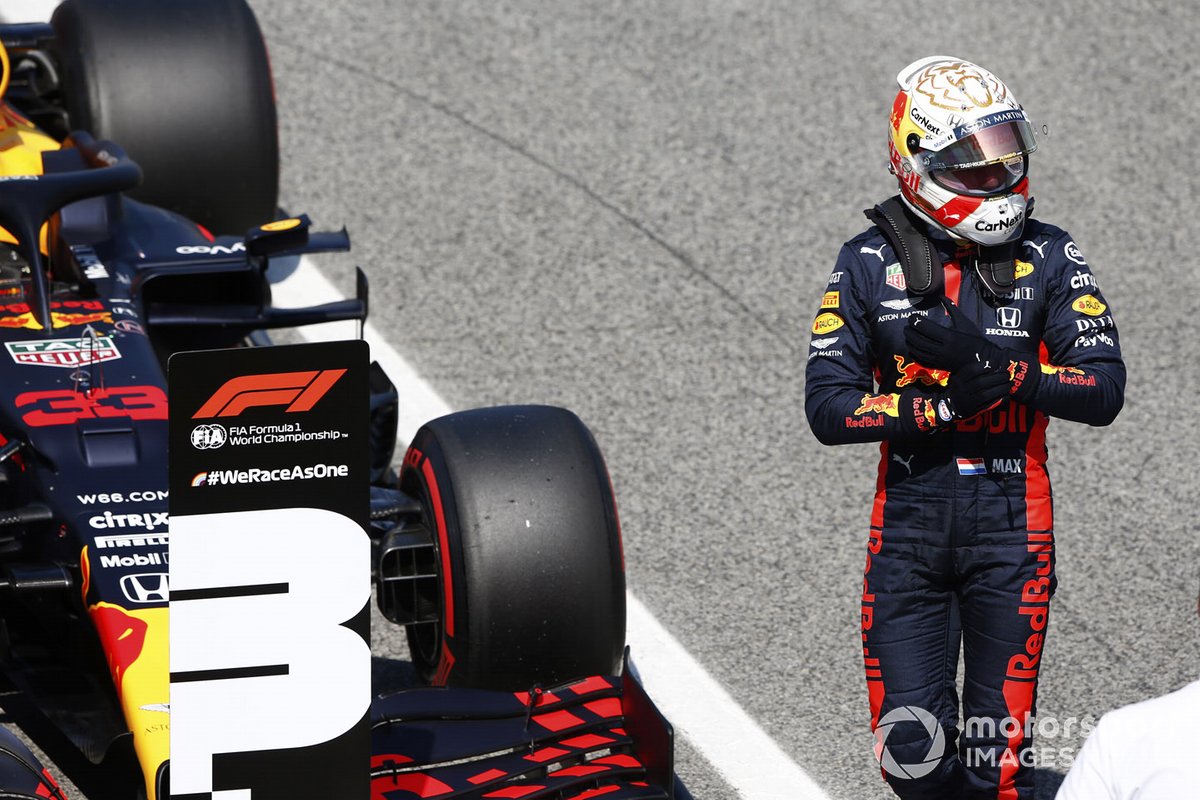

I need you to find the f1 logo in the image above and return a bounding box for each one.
[192,370,346,418]
[121,573,169,604]
[997,307,1022,329]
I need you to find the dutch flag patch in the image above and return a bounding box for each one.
[956,458,986,476]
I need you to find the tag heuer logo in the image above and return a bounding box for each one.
[885,263,907,291]
[6,336,121,368]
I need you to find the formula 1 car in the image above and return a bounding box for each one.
[0,1,686,799]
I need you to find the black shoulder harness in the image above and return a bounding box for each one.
[863,195,1021,299]
[863,196,943,296]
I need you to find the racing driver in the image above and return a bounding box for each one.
[804,56,1125,799]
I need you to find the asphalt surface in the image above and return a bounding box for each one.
[6,1,1200,799]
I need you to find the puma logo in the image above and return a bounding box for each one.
[1023,239,1046,259]
[892,453,915,474]
[860,244,887,262]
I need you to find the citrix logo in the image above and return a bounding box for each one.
[89,511,169,531]
[192,370,345,418]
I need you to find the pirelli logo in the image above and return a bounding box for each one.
[95,533,170,549]
[192,370,346,419]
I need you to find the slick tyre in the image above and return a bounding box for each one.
[401,405,625,690]
[51,0,278,235]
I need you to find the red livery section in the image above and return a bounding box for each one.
[16,386,168,427]
[89,604,149,699]
[370,772,454,799]
[369,669,685,800]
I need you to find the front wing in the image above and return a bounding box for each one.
[370,660,692,800]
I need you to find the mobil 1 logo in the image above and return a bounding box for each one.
[168,341,369,800]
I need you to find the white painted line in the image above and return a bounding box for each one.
[269,257,450,443]
[627,594,830,799]
[2,0,59,22]
[278,256,831,799]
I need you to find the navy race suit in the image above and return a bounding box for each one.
[805,216,1124,800]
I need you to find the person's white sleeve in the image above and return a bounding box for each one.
[1055,716,1118,800]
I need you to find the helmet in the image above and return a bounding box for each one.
[888,56,1038,246]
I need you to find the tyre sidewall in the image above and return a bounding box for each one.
[401,405,626,690]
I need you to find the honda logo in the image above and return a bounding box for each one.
[121,572,169,604]
[997,307,1022,329]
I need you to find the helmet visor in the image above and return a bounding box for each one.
[931,156,1027,196]
[921,115,1039,171]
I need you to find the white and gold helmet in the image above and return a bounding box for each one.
[888,56,1039,246]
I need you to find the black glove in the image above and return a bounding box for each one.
[896,361,1011,437]
[895,389,942,436]
[904,299,1041,402]
[943,359,1011,421]
[904,298,1004,372]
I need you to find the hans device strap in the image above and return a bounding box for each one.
[863,196,943,296]
[864,195,1021,300]
[973,241,1017,297]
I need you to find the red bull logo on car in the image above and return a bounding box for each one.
[0,300,112,330]
[82,548,169,798]
[90,603,150,695]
